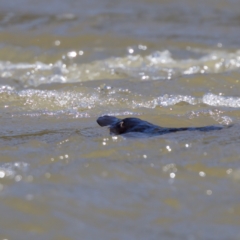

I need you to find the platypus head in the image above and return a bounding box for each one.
[97,115,161,135]
[109,118,144,134]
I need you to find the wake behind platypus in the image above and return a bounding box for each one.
[97,115,225,136]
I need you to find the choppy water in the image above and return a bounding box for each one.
[1,0,240,239]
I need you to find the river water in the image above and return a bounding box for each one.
[1,0,240,239]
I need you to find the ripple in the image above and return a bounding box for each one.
[1,48,240,87]
[1,85,240,116]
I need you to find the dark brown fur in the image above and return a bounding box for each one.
[97,115,223,136]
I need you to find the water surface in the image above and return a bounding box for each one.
[1,0,240,239]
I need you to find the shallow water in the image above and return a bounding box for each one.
[1,0,240,239]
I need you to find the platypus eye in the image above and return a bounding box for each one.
[120,121,124,128]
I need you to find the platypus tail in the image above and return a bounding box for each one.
[166,124,232,133]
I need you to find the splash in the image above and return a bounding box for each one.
[0,48,240,87]
[203,93,240,108]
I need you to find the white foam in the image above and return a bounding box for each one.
[203,93,240,108]
[0,49,240,86]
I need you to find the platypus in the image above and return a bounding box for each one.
[97,115,224,136]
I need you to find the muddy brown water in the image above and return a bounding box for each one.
[1,0,240,239]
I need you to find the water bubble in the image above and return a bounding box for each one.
[15,175,22,182]
[0,171,5,178]
[112,136,118,141]
[166,145,172,152]
[199,171,206,177]
[170,172,176,178]
[203,65,208,70]
[67,51,77,58]
[79,51,84,55]
[163,163,176,172]
[206,190,212,195]
[138,45,147,50]
[54,40,61,46]
[128,48,134,54]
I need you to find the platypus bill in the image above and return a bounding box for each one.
[97,115,224,136]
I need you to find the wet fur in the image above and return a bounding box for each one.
[97,115,224,136]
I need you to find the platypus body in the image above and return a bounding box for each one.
[97,115,224,136]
